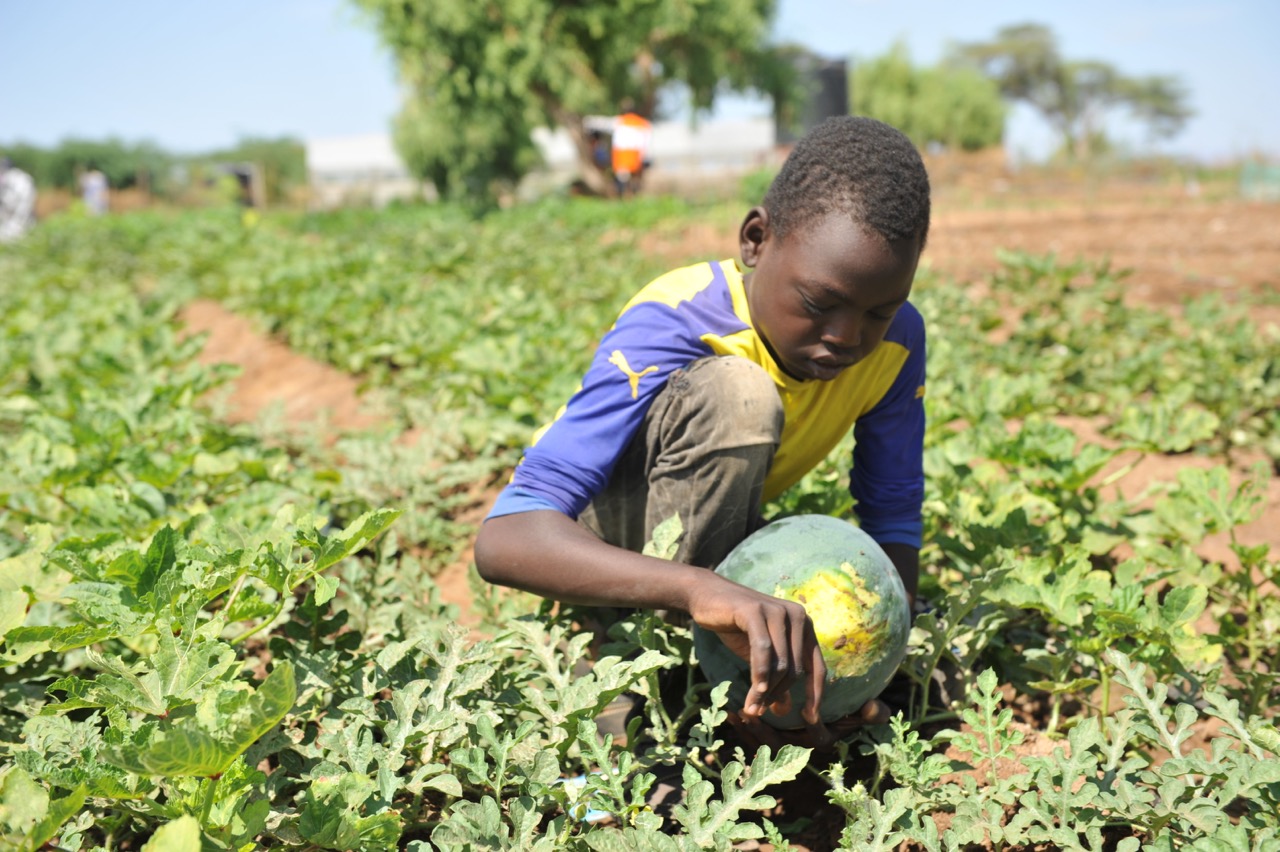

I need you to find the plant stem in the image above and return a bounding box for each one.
[1100,668,1112,720]
[199,775,218,828]
[229,602,285,646]
[916,710,961,726]
[1098,456,1141,488]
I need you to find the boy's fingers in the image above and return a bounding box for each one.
[727,711,784,752]
[802,630,827,726]
[762,610,792,698]
[858,698,891,726]
[743,615,779,717]
[804,717,834,750]
[746,605,798,716]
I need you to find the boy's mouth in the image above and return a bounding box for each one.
[804,356,855,381]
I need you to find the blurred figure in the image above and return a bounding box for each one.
[80,165,109,215]
[588,129,610,171]
[611,100,652,197]
[0,157,36,242]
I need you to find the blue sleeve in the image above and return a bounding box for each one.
[486,486,561,520]
[850,307,926,549]
[507,301,713,518]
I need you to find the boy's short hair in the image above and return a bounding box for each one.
[763,116,931,248]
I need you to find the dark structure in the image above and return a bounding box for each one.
[777,57,849,145]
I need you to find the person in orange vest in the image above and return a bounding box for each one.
[611,100,652,197]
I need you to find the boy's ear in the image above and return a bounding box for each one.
[738,206,770,269]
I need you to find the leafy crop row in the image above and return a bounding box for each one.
[1,202,1277,849]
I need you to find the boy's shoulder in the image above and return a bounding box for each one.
[609,259,750,351]
[621,259,735,314]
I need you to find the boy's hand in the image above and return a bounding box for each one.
[685,575,828,725]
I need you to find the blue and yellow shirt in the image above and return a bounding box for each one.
[489,259,926,548]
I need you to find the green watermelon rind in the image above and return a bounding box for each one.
[692,515,910,729]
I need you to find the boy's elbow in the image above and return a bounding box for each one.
[473,524,501,583]
[472,522,506,586]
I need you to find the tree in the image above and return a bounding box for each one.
[352,0,790,203]
[948,23,1192,159]
[851,42,1006,152]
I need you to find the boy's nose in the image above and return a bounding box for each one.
[821,315,862,350]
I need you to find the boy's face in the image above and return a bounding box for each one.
[739,208,920,382]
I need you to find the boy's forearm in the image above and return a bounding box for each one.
[474,509,713,613]
[476,508,834,725]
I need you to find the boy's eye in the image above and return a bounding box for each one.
[800,295,829,316]
[869,311,896,322]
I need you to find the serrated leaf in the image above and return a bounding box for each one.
[313,574,339,605]
[642,514,683,560]
[423,773,462,798]
[299,772,402,851]
[309,509,401,576]
[583,827,683,851]
[106,661,296,777]
[1157,584,1207,631]
[140,814,203,852]
[0,767,87,852]
[0,525,63,602]
[0,590,26,638]
[0,617,64,664]
[675,745,809,845]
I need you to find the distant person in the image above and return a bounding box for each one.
[80,166,109,215]
[611,100,652,197]
[0,157,37,243]
[588,129,611,171]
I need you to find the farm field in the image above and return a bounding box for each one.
[1,166,1278,850]
[193,174,1280,576]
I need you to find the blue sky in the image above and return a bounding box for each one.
[2,0,1276,162]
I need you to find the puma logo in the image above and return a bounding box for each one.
[609,350,658,399]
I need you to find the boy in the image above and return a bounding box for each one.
[475,116,930,746]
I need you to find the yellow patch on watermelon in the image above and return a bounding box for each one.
[774,562,888,678]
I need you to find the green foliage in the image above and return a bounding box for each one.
[2,201,1277,848]
[0,137,170,191]
[852,42,1006,151]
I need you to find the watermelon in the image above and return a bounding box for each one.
[692,515,911,729]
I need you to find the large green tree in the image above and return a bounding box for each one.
[947,23,1192,159]
[353,0,792,202]
[852,43,1006,152]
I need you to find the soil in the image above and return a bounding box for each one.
[176,168,1278,850]
[179,298,386,435]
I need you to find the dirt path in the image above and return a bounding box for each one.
[180,299,385,433]
[930,197,1280,321]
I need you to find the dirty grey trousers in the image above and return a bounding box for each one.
[578,355,784,570]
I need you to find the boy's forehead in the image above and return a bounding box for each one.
[778,212,895,252]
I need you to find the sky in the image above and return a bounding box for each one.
[1,0,1277,163]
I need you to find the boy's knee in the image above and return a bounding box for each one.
[678,356,783,441]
